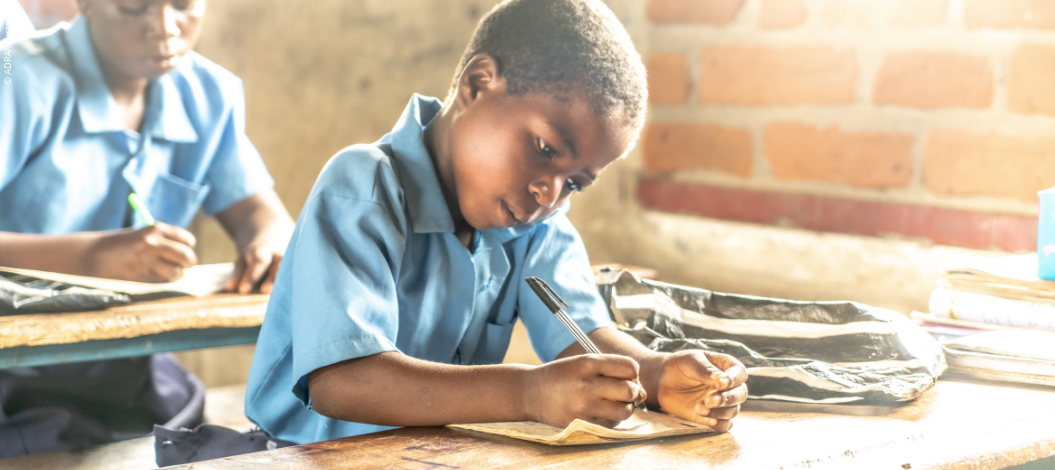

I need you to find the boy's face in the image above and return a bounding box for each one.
[447,88,633,231]
[79,0,205,80]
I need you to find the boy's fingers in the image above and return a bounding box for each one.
[581,417,621,429]
[593,354,640,380]
[585,398,635,425]
[675,353,725,388]
[710,419,734,433]
[595,377,646,404]
[705,404,740,420]
[155,238,198,268]
[148,260,184,283]
[239,250,271,293]
[259,256,282,294]
[703,352,748,389]
[227,257,247,292]
[154,223,197,248]
[704,384,749,409]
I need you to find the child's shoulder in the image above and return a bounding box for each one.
[1,29,78,99]
[312,143,402,206]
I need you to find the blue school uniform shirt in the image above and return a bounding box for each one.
[245,94,613,444]
[0,17,273,232]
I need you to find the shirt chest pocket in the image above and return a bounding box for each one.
[475,309,519,365]
[145,173,211,228]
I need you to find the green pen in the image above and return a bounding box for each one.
[128,192,156,226]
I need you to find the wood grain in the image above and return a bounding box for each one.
[0,294,268,348]
[165,379,1055,470]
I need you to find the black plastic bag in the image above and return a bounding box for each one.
[597,270,946,404]
[0,271,131,315]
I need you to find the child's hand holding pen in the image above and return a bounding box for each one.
[525,353,648,429]
[525,276,748,431]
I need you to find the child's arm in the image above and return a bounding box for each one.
[0,225,198,282]
[559,327,749,432]
[307,349,647,429]
[215,189,294,294]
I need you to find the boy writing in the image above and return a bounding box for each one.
[246,0,747,444]
[0,0,293,456]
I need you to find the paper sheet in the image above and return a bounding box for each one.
[943,329,1055,363]
[449,409,715,445]
[0,263,234,298]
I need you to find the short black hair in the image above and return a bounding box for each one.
[451,0,648,130]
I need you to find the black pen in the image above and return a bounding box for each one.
[525,276,647,412]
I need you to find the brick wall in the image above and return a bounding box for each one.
[639,0,1055,252]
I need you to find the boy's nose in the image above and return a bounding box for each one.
[530,178,562,209]
[146,5,183,40]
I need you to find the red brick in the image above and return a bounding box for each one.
[764,122,913,188]
[873,52,993,109]
[647,0,745,25]
[822,0,947,28]
[759,0,808,29]
[1008,45,1055,115]
[646,53,691,105]
[922,129,1055,201]
[890,0,947,28]
[637,179,1038,251]
[642,122,753,176]
[699,46,857,105]
[964,0,1055,30]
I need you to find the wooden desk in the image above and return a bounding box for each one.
[0,294,268,368]
[168,379,1055,470]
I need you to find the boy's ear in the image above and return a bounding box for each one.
[454,54,506,108]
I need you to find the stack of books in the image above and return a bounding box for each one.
[912,253,1055,385]
[921,253,1055,331]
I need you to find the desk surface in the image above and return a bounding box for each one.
[0,294,268,368]
[170,379,1055,470]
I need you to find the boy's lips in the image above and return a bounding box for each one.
[501,200,523,226]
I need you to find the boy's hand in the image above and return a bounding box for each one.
[226,238,285,294]
[527,354,647,429]
[85,224,198,282]
[657,350,748,432]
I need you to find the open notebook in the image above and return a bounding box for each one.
[449,409,715,445]
[0,263,234,301]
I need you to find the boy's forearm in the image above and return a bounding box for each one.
[0,231,99,275]
[308,351,537,426]
[216,190,294,251]
[557,327,667,407]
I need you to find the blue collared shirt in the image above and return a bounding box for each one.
[0,17,273,232]
[245,94,613,444]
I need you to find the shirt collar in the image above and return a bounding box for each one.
[387,94,455,234]
[66,17,197,143]
[386,94,566,239]
[141,73,198,143]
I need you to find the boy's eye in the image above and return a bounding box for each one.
[564,178,584,193]
[172,0,197,12]
[536,137,558,160]
[117,0,150,14]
